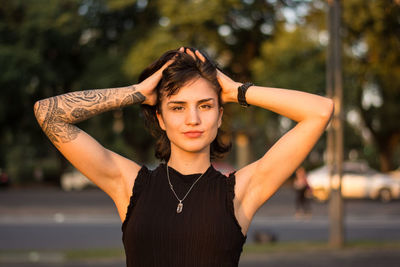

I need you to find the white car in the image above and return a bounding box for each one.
[307,162,400,202]
[61,169,94,191]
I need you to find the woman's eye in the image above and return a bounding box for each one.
[200,104,212,110]
[172,106,184,111]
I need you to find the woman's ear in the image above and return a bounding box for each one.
[156,110,166,131]
[218,107,223,128]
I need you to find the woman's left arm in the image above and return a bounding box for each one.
[218,70,334,230]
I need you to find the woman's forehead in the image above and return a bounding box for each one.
[164,78,218,102]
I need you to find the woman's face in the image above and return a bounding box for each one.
[156,77,223,156]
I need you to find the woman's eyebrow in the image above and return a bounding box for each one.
[167,98,215,105]
[167,101,186,105]
[198,98,214,104]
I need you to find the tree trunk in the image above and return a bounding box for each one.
[378,134,400,172]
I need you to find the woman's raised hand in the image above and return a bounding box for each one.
[181,47,241,104]
[215,69,241,104]
[136,58,175,106]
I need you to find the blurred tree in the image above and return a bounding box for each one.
[0,0,89,182]
[124,0,277,79]
[251,0,400,172]
[342,0,400,171]
[0,0,157,183]
[0,0,328,184]
[248,0,334,166]
[122,0,309,164]
[6,0,382,184]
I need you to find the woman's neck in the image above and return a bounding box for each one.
[167,149,211,175]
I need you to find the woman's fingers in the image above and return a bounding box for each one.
[159,59,174,72]
[185,48,196,59]
[195,50,206,62]
[158,51,180,73]
[180,47,206,63]
[216,68,229,82]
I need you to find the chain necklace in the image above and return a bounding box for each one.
[166,164,207,214]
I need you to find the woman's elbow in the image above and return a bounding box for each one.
[33,100,45,125]
[321,97,334,122]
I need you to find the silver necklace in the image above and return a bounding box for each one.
[166,164,207,214]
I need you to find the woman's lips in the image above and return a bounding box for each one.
[183,131,203,138]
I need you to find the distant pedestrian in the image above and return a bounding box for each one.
[294,166,311,217]
[34,47,332,266]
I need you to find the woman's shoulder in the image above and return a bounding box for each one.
[137,162,166,179]
[130,163,163,192]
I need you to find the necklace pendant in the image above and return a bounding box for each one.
[176,202,183,213]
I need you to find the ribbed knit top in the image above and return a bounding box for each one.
[122,163,247,267]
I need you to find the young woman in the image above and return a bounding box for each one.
[34,47,333,266]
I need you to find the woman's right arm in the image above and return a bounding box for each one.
[33,55,173,222]
[34,86,144,146]
[34,85,146,220]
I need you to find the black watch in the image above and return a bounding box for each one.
[237,82,253,107]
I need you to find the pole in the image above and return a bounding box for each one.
[327,0,344,248]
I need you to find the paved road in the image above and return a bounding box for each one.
[1,186,400,266]
[2,214,400,250]
[1,186,400,249]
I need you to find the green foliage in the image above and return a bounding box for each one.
[251,26,326,94]
[123,28,183,79]
[342,0,400,170]
[106,0,137,11]
[1,0,398,184]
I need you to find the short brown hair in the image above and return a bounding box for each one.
[140,48,231,162]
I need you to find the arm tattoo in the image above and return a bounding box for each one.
[34,85,145,145]
[121,92,145,106]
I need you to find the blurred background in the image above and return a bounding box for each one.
[1,0,399,266]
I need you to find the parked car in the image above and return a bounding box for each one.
[307,162,400,203]
[389,167,400,181]
[61,169,94,191]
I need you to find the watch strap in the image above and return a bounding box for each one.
[237,82,253,107]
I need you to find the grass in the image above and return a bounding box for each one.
[65,248,125,260]
[243,240,400,254]
[2,240,400,262]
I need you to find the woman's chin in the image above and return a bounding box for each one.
[173,142,210,155]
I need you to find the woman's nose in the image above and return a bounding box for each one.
[185,107,200,125]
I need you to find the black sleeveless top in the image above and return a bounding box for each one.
[122,163,247,267]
